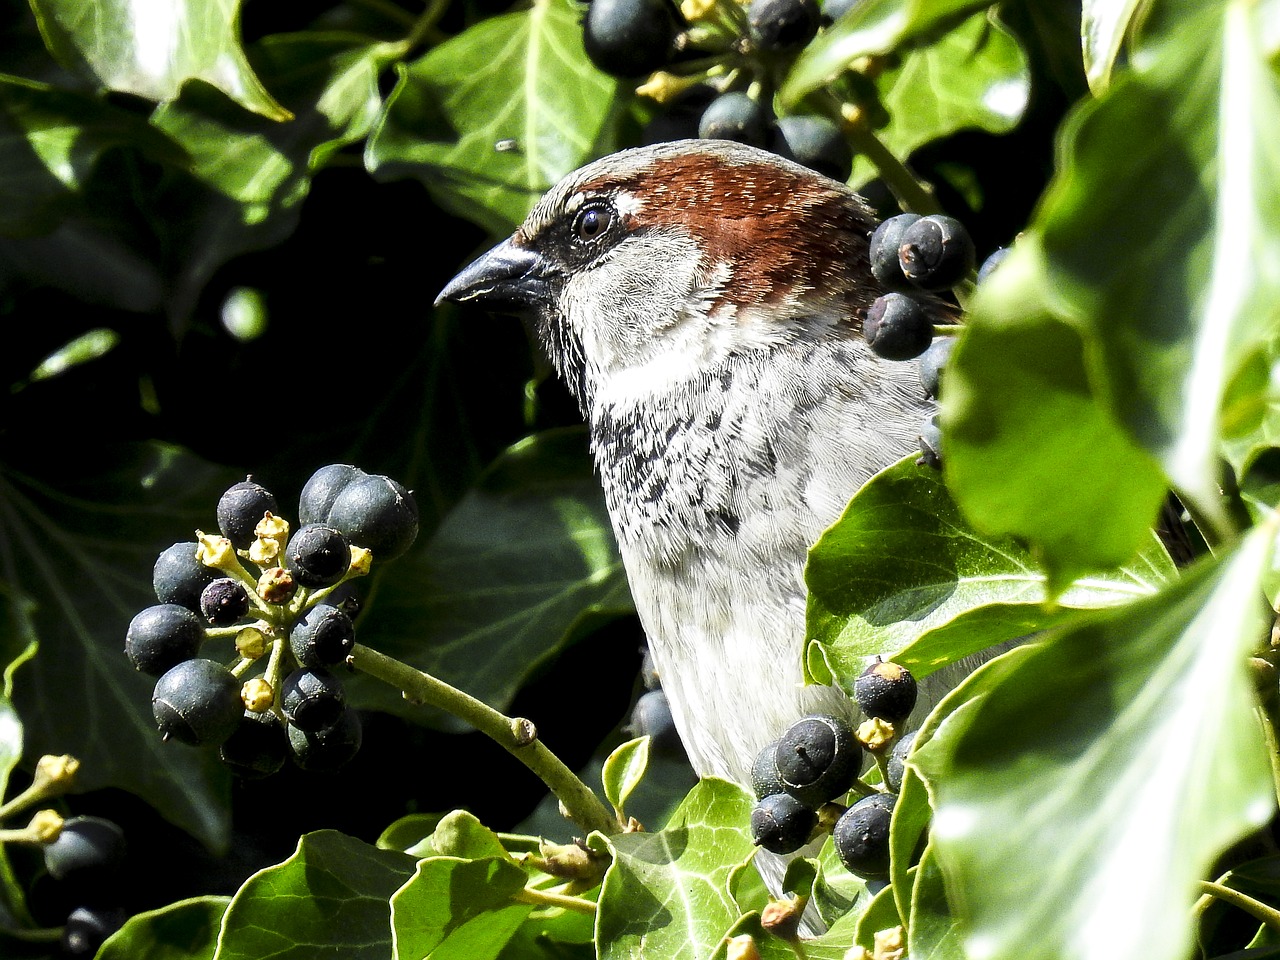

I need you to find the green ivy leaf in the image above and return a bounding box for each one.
[151,33,389,320]
[906,841,963,960]
[213,830,417,960]
[367,0,621,235]
[390,855,532,960]
[804,456,1173,690]
[846,11,1031,189]
[914,523,1277,960]
[350,429,633,728]
[782,0,996,106]
[949,0,1280,561]
[408,809,511,860]
[1080,0,1144,92]
[0,442,237,851]
[0,75,184,238]
[595,778,757,960]
[889,763,930,924]
[98,896,230,960]
[28,0,289,119]
[602,737,650,821]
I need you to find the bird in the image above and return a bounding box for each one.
[436,137,953,881]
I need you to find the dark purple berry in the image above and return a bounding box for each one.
[61,905,126,956]
[152,659,243,746]
[281,668,346,732]
[43,816,126,887]
[285,524,351,588]
[299,464,363,526]
[775,713,861,807]
[627,689,683,757]
[326,473,419,561]
[869,214,921,291]
[833,793,896,878]
[220,710,289,779]
[747,0,819,49]
[288,708,363,773]
[751,738,786,800]
[863,292,934,361]
[750,793,816,854]
[583,0,682,79]
[216,479,278,549]
[125,604,204,676]
[698,92,770,147]
[898,214,975,291]
[152,542,218,611]
[854,661,917,724]
[918,336,955,400]
[886,730,917,793]
[290,603,356,668]
[771,115,852,182]
[199,578,250,626]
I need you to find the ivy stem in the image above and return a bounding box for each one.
[1198,880,1280,932]
[1254,699,1280,809]
[514,885,598,915]
[842,119,940,216]
[348,644,618,837]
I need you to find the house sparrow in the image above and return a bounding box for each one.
[437,137,949,841]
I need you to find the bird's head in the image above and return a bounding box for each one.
[436,139,885,410]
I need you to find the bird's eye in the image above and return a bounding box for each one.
[574,205,612,242]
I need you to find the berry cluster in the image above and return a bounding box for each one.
[124,466,418,777]
[747,660,919,882]
[864,212,1009,469]
[581,0,855,180]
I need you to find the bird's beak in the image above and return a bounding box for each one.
[435,238,555,315]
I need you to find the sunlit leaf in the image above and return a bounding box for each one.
[98,896,229,960]
[1080,0,1143,92]
[367,0,621,235]
[29,0,288,119]
[914,523,1276,960]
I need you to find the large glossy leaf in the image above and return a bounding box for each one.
[595,778,757,960]
[151,33,389,320]
[804,456,1174,691]
[98,896,229,960]
[914,523,1276,960]
[367,0,621,235]
[349,429,633,728]
[28,0,288,119]
[946,0,1280,573]
[1080,0,1144,92]
[213,830,417,960]
[0,442,237,850]
[782,0,996,106]
[390,856,532,960]
[845,11,1030,188]
[0,75,183,237]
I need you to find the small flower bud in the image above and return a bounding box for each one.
[257,567,296,604]
[248,536,282,565]
[33,754,80,792]
[873,926,906,960]
[254,512,290,542]
[242,677,275,712]
[857,717,895,752]
[761,895,806,942]
[235,626,269,660]
[348,545,373,577]
[29,808,64,843]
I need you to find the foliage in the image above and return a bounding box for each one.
[0,0,1279,958]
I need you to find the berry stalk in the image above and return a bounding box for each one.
[347,643,620,838]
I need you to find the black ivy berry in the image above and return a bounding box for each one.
[775,714,861,807]
[152,659,243,746]
[898,215,975,291]
[918,337,955,400]
[771,115,852,182]
[299,464,363,526]
[864,292,934,361]
[886,730,917,793]
[833,793,896,878]
[977,246,1010,285]
[43,816,126,889]
[854,661,918,724]
[918,413,942,470]
[869,213,921,291]
[285,524,351,588]
[216,479,278,549]
[281,667,346,732]
[200,578,251,626]
[220,710,289,779]
[152,542,218,612]
[125,604,204,676]
[583,0,682,79]
[747,0,819,50]
[326,473,419,561]
[750,792,816,854]
[290,603,356,668]
[627,689,684,757]
[698,92,770,147]
[288,707,363,773]
[751,738,786,800]
[61,905,127,957]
